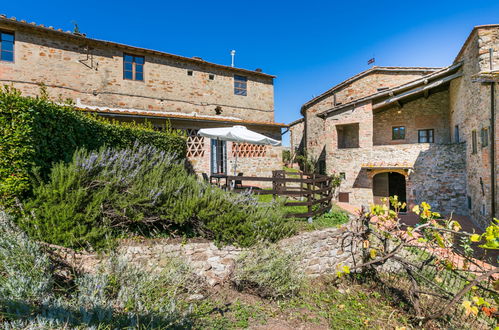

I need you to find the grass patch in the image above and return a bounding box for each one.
[285,205,351,232]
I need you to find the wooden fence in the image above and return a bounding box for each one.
[226,170,335,218]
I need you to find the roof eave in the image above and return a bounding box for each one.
[317,62,463,118]
[301,66,442,112]
[77,107,288,128]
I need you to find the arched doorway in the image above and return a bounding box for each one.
[372,172,407,211]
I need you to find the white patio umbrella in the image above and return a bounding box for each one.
[198,125,281,176]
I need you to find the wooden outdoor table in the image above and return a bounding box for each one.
[210,173,228,188]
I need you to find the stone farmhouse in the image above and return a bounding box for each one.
[290,25,499,229]
[0,15,285,178]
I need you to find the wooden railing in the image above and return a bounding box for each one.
[226,170,336,218]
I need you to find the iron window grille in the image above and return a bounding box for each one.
[123,54,144,81]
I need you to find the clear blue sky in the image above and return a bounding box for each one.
[3,1,499,145]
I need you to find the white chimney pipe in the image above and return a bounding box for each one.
[230,50,236,67]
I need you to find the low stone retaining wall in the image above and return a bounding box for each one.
[50,224,361,286]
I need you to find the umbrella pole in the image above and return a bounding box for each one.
[234,142,238,176]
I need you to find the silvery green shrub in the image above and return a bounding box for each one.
[0,210,53,302]
[0,211,197,327]
[232,244,304,300]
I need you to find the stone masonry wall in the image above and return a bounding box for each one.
[0,22,275,122]
[289,120,304,155]
[450,26,499,229]
[53,226,361,287]
[330,143,468,215]
[373,90,451,145]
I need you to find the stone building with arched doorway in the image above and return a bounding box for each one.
[290,25,499,228]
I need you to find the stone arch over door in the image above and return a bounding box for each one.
[372,172,407,211]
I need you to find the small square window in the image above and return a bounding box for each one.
[418,129,434,143]
[123,54,144,81]
[339,172,346,180]
[0,31,15,62]
[392,126,405,140]
[234,75,247,96]
[454,125,460,143]
[209,74,215,80]
[187,70,193,76]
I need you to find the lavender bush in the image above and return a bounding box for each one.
[0,211,198,328]
[21,143,295,250]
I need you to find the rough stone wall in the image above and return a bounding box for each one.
[373,90,451,145]
[53,226,362,286]
[0,23,275,122]
[329,143,467,215]
[289,120,304,156]
[450,26,499,229]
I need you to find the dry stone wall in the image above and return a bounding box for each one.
[52,225,362,287]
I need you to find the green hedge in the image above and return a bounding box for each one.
[0,86,186,205]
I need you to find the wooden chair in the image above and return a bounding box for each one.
[234,172,244,189]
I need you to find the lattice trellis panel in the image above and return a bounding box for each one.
[186,129,205,158]
[232,143,267,157]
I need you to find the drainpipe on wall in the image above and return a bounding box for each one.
[489,48,496,219]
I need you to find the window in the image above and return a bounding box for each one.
[187,70,193,76]
[209,74,215,80]
[454,125,460,143]
[481,127,489,148]
[123,54,144,81]
[337,123,360,148]
[0,31,14,62]
[234,75,247,96]
[418,129,434,143]
[339,172,346,180]
[392,126,406,140]
[472,130,477,154]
